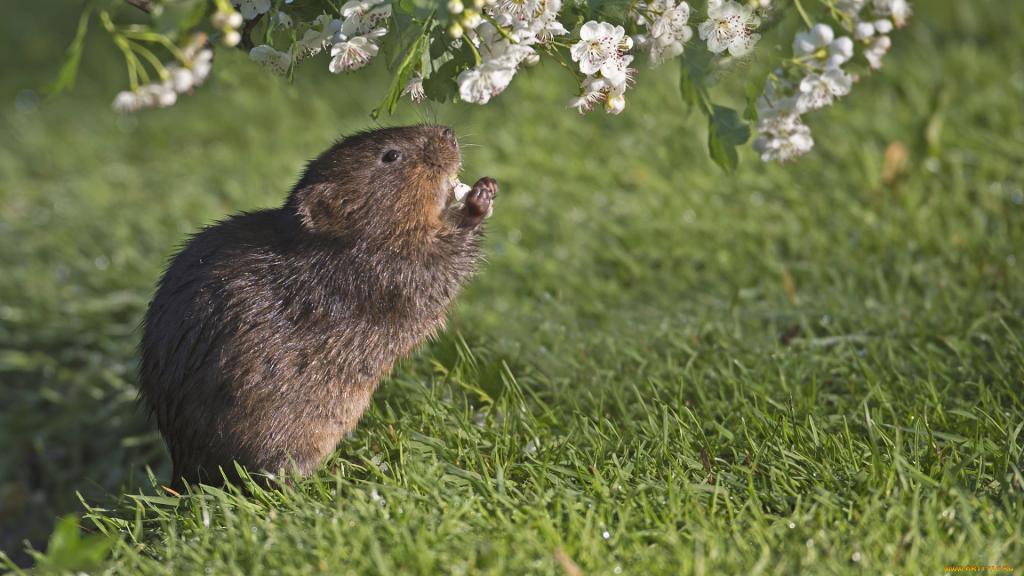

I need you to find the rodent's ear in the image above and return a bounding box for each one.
[291,184,338,233]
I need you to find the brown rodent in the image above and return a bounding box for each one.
[139,125,497,488]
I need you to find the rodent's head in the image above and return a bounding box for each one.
[287,124,462,243]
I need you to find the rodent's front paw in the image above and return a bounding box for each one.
[462,177,497,226]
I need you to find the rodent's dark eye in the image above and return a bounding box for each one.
[382,149,401,163]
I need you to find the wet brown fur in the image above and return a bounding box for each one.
[139,125,496,488]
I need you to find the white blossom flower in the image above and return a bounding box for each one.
[529,0,570,41]
[232,0,271,20]
[567,19,634,114]
[340,0,386,17]
[641,0,693,65]
[826,36,854,67]
[323,1,390,75]
[567,75,607,113]
[457,61,516,104]
[793,23,834,56]
[600,54,634,87]
[329,36,379,72]
[698,0,761,57]
[568,58,635,116]
[873,0,911,27]
[852,19,892,68]
[452,180,471,201]
[605,92,626,114]
[795,68,853,113]
[340,0,391,38]
[455,19,548,105]
[836,0,867,18]
[756,75,798,117]
[753,114,814,162]
[570,21,626,76]
[402,73,426,103]
[250,44,291,75]
[488,0,567,43]
[491,0,545,20]
[864,34,891,69]
[793,24,853,68]
[476,24,538,68]
[297,16,342,58]
[604,80,628,114]
[450,0,567,105]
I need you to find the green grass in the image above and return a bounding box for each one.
[1,1,1023,573]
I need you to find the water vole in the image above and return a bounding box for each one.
[140,125,497,488]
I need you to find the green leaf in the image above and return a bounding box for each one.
[429,26,449,60]
[707,105,751,173]
[372,14,434,118]
[423,58,460,103]
[423,37,474,103]
[678,49,713,115]
[153,0,207,36]
[744,78,763,122]
[46,5,93,95]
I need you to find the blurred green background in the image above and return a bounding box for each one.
[1,1,1022,573]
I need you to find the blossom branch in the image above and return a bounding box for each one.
[125,0,152,14]
[240,13,264,51]
[78,0,913,168]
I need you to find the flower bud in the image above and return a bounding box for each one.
[462,9,481,29]
[224,30,241,47]
[112,90,139,113]
[854,22,875,40]
[169,67,195,93]
[605,94,625,115]
[448,22,464,39]
[447,0,464,14]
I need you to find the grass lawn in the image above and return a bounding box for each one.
[1,1,1022,573]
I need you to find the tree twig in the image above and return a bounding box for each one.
[240,14,264,50]
[125,0,153,13]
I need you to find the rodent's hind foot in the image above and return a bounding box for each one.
[462,177,497,227]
